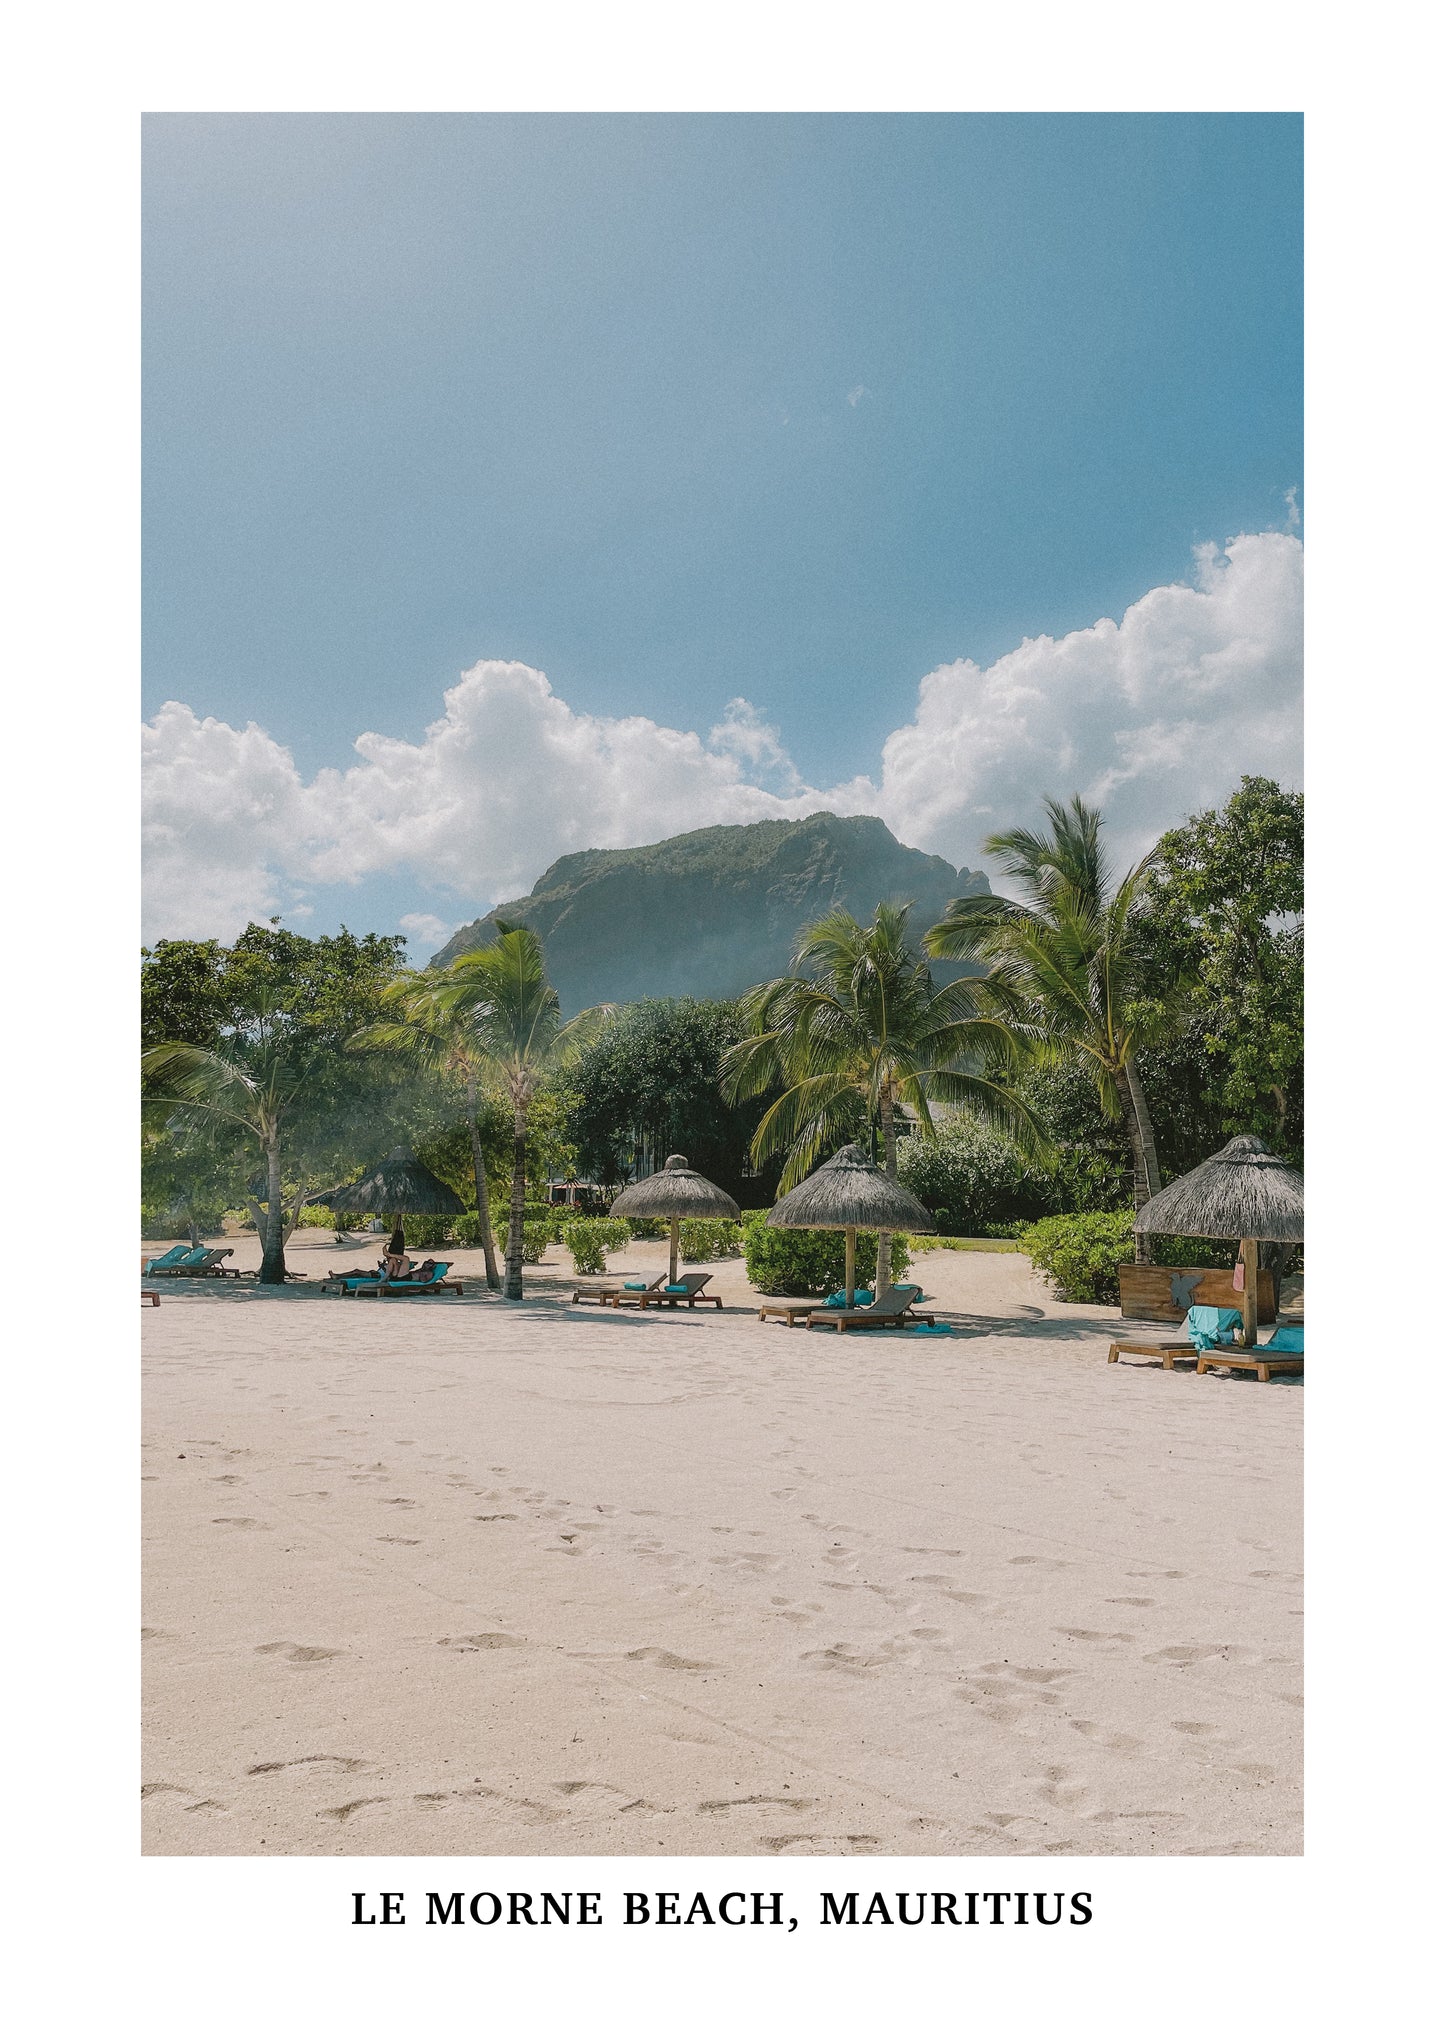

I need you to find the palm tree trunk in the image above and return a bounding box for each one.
[1115,1064,1159,1265]
[258,1131,287,1284]
[504,1103,527,1300]
[874,1093,899,1293]
[466,1077,501,1289]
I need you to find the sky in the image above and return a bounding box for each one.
[142,112,1303,955]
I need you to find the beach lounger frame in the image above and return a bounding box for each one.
[1107,1338,1198,1370]
[631,1271,723,1310]
[1197,1343,1304,1382]
[805,1285,936,1333]
[571,1273,667,1306]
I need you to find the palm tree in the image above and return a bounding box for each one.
[721,902,1039,1293]
[349,981,503,1289]
[925,795,1182,1262]
[141,1045,295,1283]
[427,925,612,1299]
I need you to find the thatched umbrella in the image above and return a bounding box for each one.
[766,1142,935,1307]
[320,1147,468,1235]
[1134,1133,1304,1346]
[609,1154,741,1286]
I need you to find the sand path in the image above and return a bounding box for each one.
[142,1241,1302,1855]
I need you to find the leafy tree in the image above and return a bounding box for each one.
[1136,777,1303,1160]
[350,975,508,1288]
[926,797,1186,1262]
[564,998,777,1202]
[722,902,1037,1292]
[424,926,611,1298]
[141,924,417,1280]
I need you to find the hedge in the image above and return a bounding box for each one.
[678,1218,742,1262]
[561,1217,632,1275]
[1019,1210,1135,1303]
[741,1210,911,1297]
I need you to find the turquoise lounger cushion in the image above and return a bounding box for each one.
[1185,1305,1243,1353]
[823,1287,873,1307]
[624,1281,649,1291]
[664,1284,689,1294]
[1265,1323,1304,1352]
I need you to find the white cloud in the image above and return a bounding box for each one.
[141,529,1302,943]
[397,912,453,953]
[846,385,868,407]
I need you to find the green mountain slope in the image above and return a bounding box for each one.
[430,811,991,1012]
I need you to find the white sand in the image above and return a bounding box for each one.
[142,1233,1302,1856]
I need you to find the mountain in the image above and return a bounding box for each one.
[429,811,992,1013]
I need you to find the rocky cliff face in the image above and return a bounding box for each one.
[430,811,991,1013]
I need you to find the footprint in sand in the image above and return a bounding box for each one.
[761,1832,880,1852]
[247,1755,368,1776]
[623,1647,715,1670]
[1057,1627,1135,1644]
[1144,1643,1232,1667]
[254,1642,344,1663]
[698,1794,812,1814]
[1007,1555,1072,1571]
[323,1798,387,1822]
[474,1513,519,1522]
[211,1517,268,1530]
[439,1633,527,1652]
[141,1782,193,1800]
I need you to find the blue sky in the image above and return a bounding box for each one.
[142,113,1302,949]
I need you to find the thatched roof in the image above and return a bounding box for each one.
[766,1143,936,1232]
[610,1155,740,1223]
[320,1148,468,1216]
[1135,1134,1304,1243]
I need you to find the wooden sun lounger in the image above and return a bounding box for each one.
[142,1290,160,1307]
[632,1272,723,1309]
[571,1272,667,1305]
[1198,1343,1304,1382]
[1108,1338,1198,1371]
[807,1285,935,1333]
[758,1303,819,1327]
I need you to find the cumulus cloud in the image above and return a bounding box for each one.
[141,529,1302,944]
[869,529,1303,875]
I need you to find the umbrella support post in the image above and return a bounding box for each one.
[844,1227,855,1309]
[1242,1237,1259,1346]
[669,1217,680,1288]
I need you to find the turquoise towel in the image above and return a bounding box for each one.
[1185,1305,1243,1354]
[823,1287,873,1307]
[664,1284,688,1294]
[1264,1323,1304,1353]
[624,1281,648,1291]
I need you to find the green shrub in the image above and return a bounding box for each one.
[1151,1232,1236,1271]
[742,1212,910,1297]
[678,1217,742,1262]
[561,1217,632,1274]
[625,1215,671,1240]
[1020,1209,1135,1303]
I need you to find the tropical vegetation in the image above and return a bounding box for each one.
[139,775,1301,1303]
[721,902,1038,1291]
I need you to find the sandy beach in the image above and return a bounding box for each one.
[142,1233,1302,1857]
